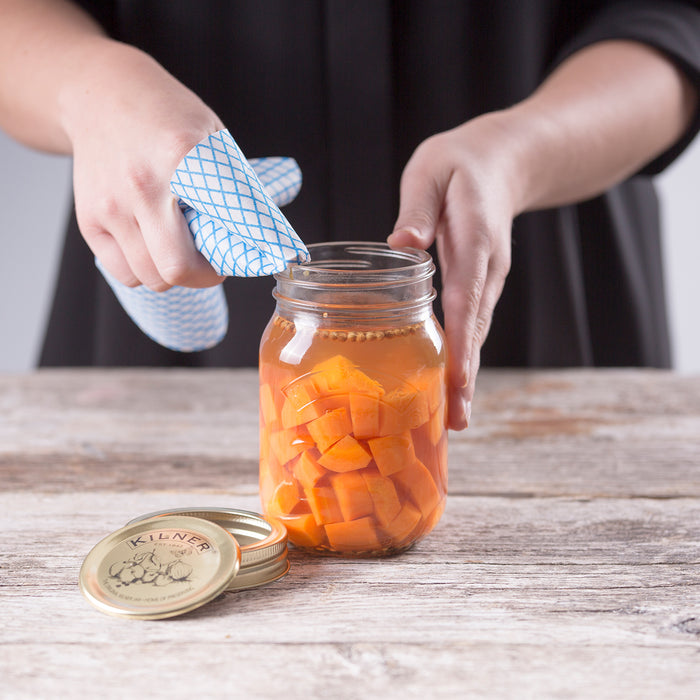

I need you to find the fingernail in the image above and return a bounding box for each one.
[459,359,471,388]
[464,399,472,428]
[389,226,423,246]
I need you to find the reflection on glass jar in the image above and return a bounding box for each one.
[259,242,447,556]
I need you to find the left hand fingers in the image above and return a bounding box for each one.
[437,177,511,430]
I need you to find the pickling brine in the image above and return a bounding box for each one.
[259,242,447,556]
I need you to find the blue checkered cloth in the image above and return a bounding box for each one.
[97,129,306,352]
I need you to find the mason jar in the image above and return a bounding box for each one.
[259,242,447,556]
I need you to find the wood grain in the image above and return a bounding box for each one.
[1,369,699,699]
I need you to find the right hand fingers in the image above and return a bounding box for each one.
[78,179,222,291]
[65,43,225,290]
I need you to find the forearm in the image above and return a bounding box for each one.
[0,0,111,152]
[502,40,698,214]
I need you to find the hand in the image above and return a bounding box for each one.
[60,39,225,291]
[388,113,524,431]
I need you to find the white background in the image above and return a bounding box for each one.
[1,129,699,373]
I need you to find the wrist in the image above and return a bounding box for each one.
[457,108,547,218]
[57,38,144,147]
[483,104,562,216]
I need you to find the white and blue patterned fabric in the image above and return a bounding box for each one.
[96,130,306,352]
[171,130,307,276]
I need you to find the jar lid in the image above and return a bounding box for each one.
[126,507,289,590]
[79,515,241,620]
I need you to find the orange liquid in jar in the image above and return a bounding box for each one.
[259,312,447,556]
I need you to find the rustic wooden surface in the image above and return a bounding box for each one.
[1,368,699,699]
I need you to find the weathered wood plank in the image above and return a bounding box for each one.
[2,369,699,497]
[2,369,700,699]
[2,642,700,700]
[3,494,699,645]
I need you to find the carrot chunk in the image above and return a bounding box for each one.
[383,386,430,430]
[349,393,380,439]
[318,434,372,473]
[267,481,302,517]
[361,468,402,527]
[305,486,344,525]
[332,470,374,521]
[282,513,326,548]
[281,395,323,429]
[392,459,442,518]
[259,425,271,464]
[259,382,279,428]
[307,407,353,453]
[410,367,445,415]
[311,355,384,397]
[367,432,415,477]
[283,375,323,411]
[426,408,445,446]
[293,450,327,491]
[325,517,380,551]
[270,427,315,466]
[382,502,422,543]
[422,499,446,536]
[377,400,405,437]
[259,468,277,507]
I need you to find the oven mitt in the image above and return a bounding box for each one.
[96,129,307,352]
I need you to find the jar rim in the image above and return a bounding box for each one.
[275,241,434,289]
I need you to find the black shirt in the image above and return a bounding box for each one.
[41,0,700,367]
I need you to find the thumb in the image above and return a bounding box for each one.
[387,155,446,250]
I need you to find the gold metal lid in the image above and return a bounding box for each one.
[126,507,289,590]
[80,515,241,620]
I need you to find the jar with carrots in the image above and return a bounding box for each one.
[259,242,447,556]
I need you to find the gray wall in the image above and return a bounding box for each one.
[1,129,699,373]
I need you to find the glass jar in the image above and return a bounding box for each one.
[259,242,447,556]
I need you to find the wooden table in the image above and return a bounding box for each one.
[2,368,700,699]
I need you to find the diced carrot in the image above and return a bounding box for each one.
[284,394,353,430]
[311,355,384,397]
[377,399,405,436]
[382,502,422,543]
[293,450,327,491]
[345,369,385,397]
[305,485,344,525]
[320,394,351,413]
[318,434,372,473]
[260,435,289,484]
[270,427,315,466]
[392,459,442,518]
[367,432,415,477]
[332,470,374,521]
[307,407,353,453]
[259,468,277,507]
[258,360,276,388]
[383,386,430,430]
[325,516,381,551]
[411,423,447,483]
[267,481,302,517]
[259,425,271,463]
[426,408,445,446]
[259,382,279,428]
[410,367,445,414]
[361,468,402,527]
[422,499,446,536]
[281,395,320,429]
[349,393,380,439]
[310,355,356,390]
[281,513,326,548]
[283,374,322,411]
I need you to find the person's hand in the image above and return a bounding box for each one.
[388,113,525,431]
[60,39,225,291]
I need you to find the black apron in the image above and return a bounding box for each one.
[41,0,700,367]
